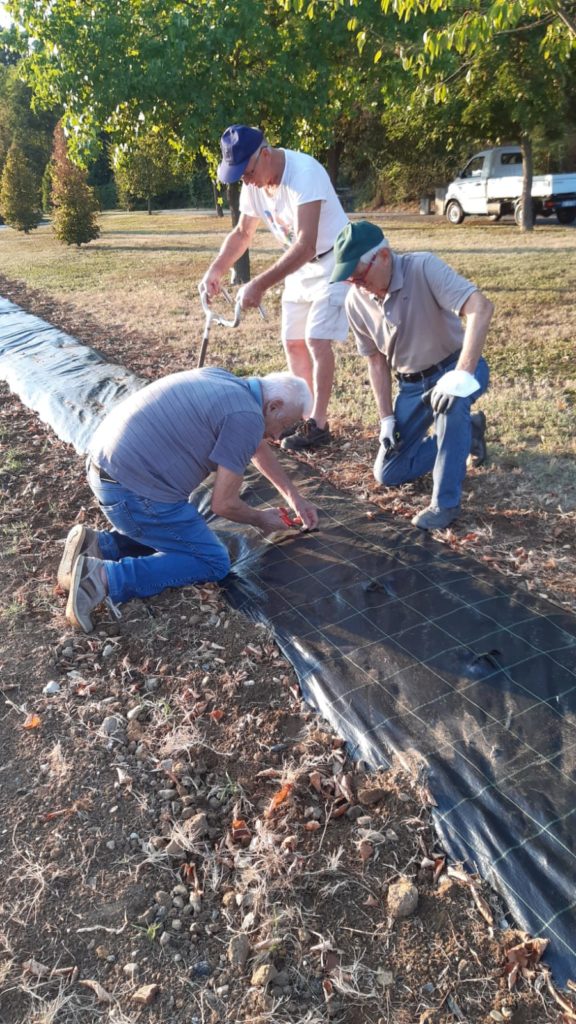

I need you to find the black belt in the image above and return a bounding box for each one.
[311,247,334,263]
[91,461,118,483]
[395,353,458,383]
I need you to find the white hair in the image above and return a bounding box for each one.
[359,238,390,265]
[260,372,313,417]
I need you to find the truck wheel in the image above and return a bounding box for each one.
[557,208,576,225]
[514,200,534,227]
[446,201,464,225]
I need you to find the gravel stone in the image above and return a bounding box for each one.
[227,933,250,970]
[387,878,419,919]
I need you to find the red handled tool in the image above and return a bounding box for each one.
[278,507,303,529]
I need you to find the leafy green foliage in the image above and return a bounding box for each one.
[113,129,191,213]
[50,123,100,246]
[0,141,42,231]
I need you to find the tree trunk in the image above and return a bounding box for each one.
[147,195,152,215]
[326,141,343,187]
[520,134,534,233]
[212,180,223,218]
[227,181,250,284]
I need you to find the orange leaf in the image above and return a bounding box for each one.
[358,839,373,862]
[264,782,293,818]
[209,709,224,722]
[231,818,251,844]
[23,713,41,730]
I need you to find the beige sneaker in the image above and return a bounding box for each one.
[58,524,102,591]
[66,556,108,633]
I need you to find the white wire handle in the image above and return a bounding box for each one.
[199,288,242,327]
[198,286,266,327]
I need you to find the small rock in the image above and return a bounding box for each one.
[251,963,277,987]
[132,984,159,1006]
[358,787,387,806]
[387,878,419,919]
[105,840,115,851]
[227,934,250,970]
[171,919,182,931]
[164,839,186,857]
[127,705,143,722]
[42,680,61,695]
[123,962,138,979]
[187,811,209,839]
[145,677,160,691]
[100,715,124,737]
[159,932,171,948]
[95,945,109,960]
[191,960,213,978]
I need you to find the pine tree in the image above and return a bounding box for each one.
[0,142,42,232]
[50,123,100,246]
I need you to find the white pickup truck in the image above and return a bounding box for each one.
[443,146,576,226]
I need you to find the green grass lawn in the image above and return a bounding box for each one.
[1,209,575,504]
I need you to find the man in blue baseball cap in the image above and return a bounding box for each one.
[331,220,493,531]
[200,124,350,451]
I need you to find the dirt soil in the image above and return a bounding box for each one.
[1,277,575,1024]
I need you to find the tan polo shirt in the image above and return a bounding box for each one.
[345,251,476,374]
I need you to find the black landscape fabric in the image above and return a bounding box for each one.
[1,296,575,985]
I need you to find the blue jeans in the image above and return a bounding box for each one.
[374,357,490,509]
[87,464,230,605]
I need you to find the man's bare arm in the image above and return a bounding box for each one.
[456,290,494,374]
[201,214,260,299]
[366,351,394,418]
[239,201,322,308]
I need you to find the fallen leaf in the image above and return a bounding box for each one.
[264,782,293,818]
[330,798,349,818]
[23,713,41,730]
[358,840,373,862]
[322,978,334,1001]
[231,818,251,845]
[209,708,224,722]
[324,951,339,972]
[78,979,113,1003]
[304,820,321,832]
[22,958,50,978]
[308,771,324,794]
[363,894,379,907]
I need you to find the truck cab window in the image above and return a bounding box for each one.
[461,156,485,179]
[500,152,523,166]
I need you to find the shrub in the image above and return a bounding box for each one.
[0,142,42,232]
[50,123,100,246]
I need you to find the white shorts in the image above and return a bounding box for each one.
[281,253,350,343]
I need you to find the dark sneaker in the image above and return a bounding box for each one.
[66,555,109,633]
[58,524,102,592]
[279,420,303,441]
[470,411,487,468]
[281,418,331,451]
[411,505,461,530]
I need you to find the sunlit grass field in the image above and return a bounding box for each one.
[1,208,575,505]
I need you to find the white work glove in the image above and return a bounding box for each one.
[428,369,480,414]
[379,416,398,454]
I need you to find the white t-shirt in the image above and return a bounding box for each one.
[239,149,348,258]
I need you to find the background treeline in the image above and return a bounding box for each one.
[1,0,575,222]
